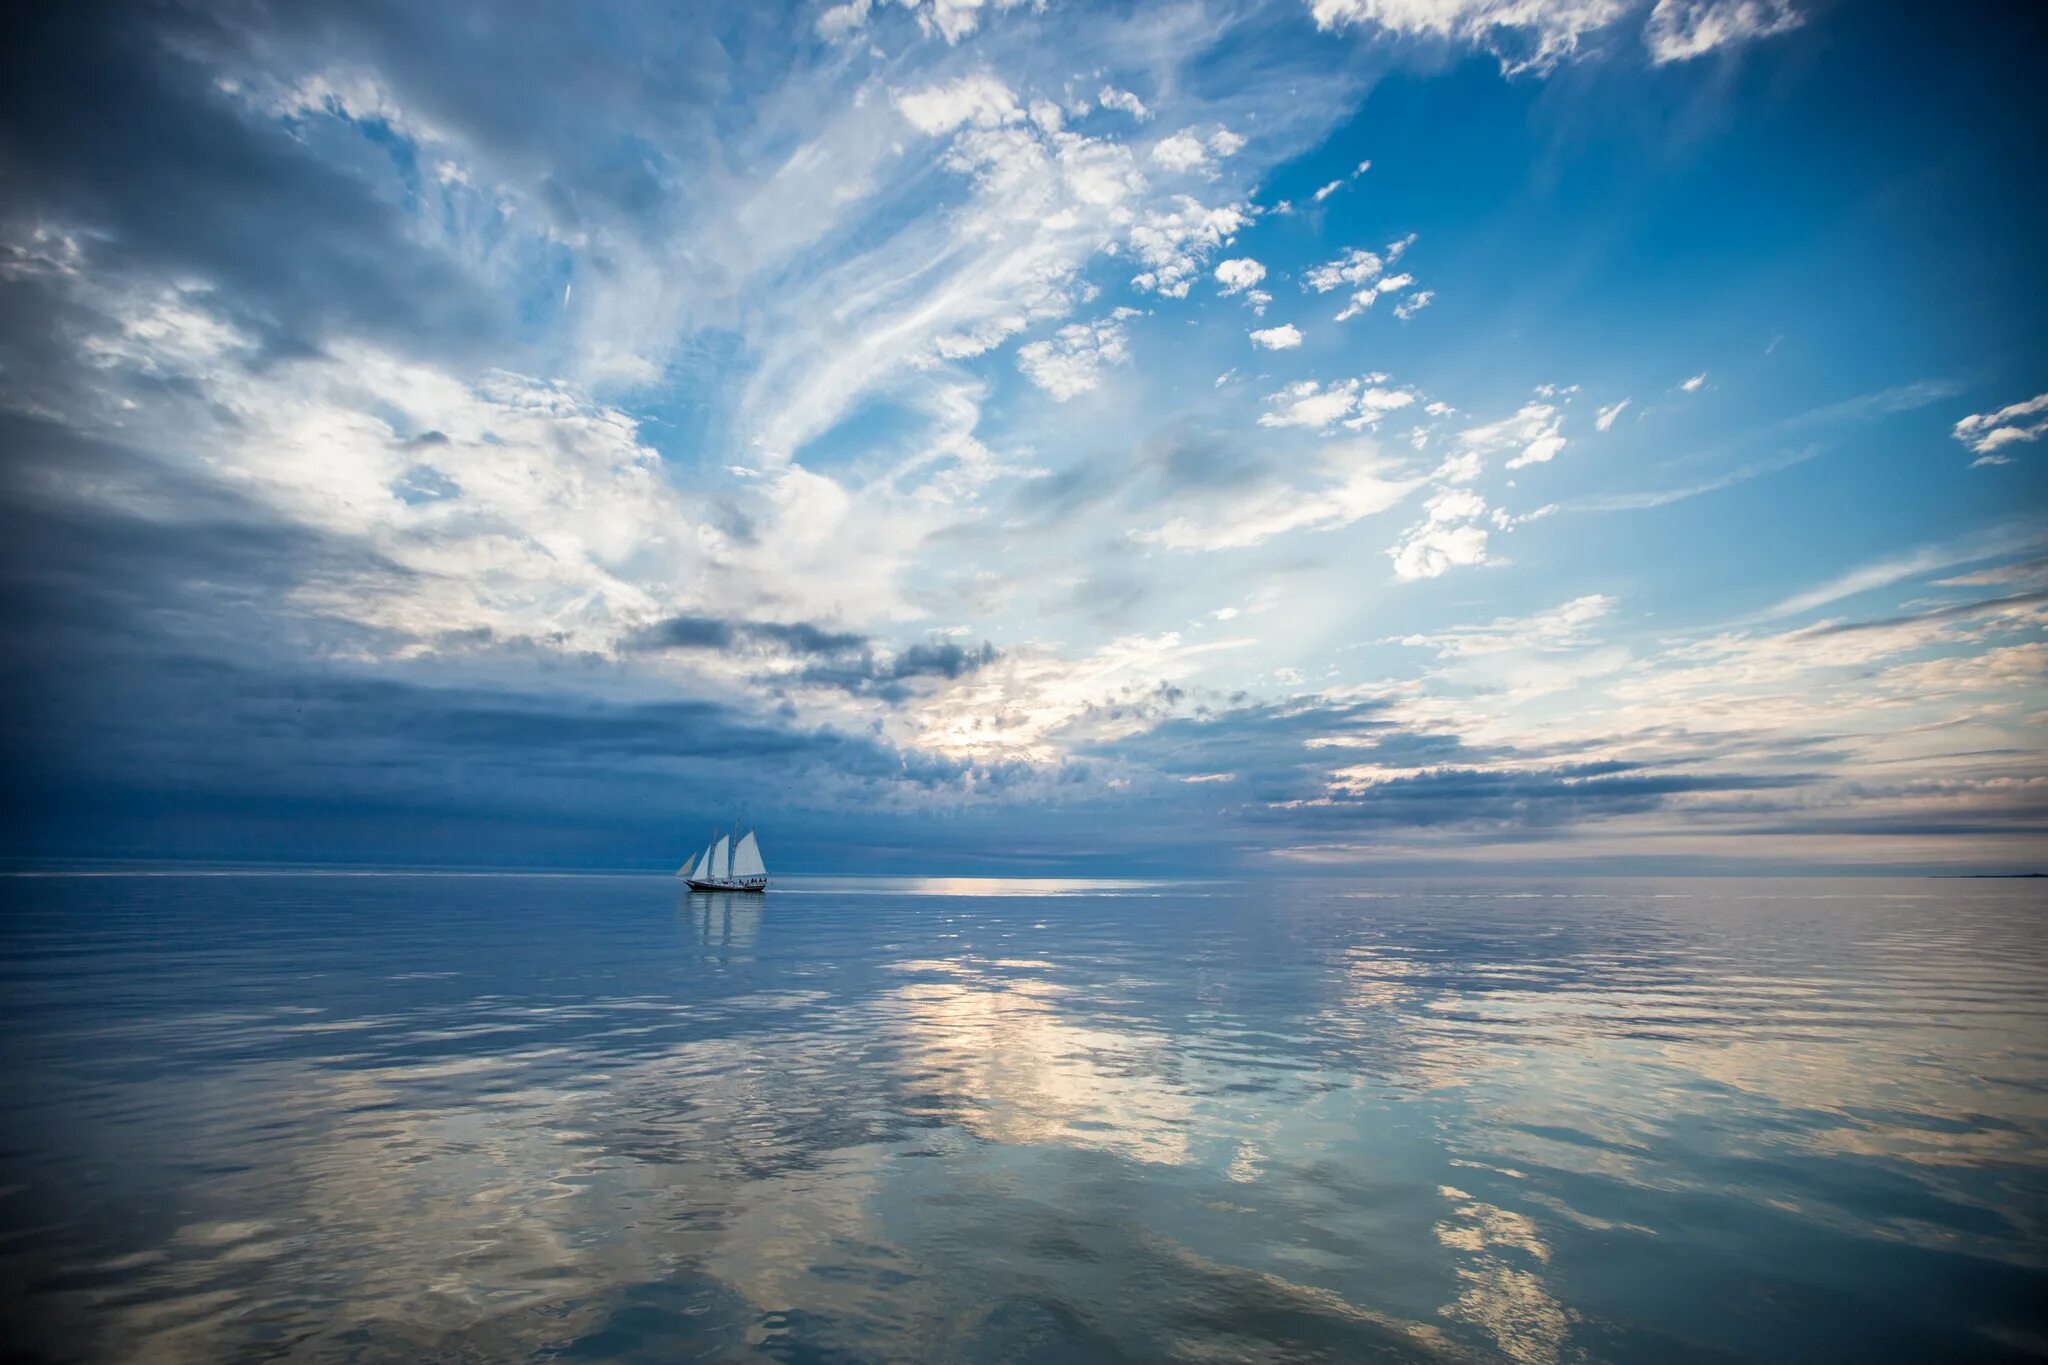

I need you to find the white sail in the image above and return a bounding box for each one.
[693,843,715,879]
[709,835,730,882]
[678,849,698,878]
[732,831,766,879]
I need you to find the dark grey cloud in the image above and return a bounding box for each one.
[1080,695,1465,791]
[790,640,1000,702]
[1077,692,1817,839]
[1803,589,2048,637]
[631,611,999,702]
[0,2,508,368]
[631,614,868,656]
[889,641,998,681]
[1254,763,1816,835]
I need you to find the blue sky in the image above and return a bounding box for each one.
[1,0,2043,871]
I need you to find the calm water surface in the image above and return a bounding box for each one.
[2,874,2044,1362]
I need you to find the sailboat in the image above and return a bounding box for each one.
[677,828,769,893]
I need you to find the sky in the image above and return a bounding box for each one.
[1,0,2043,873]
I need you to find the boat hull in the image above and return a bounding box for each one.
[683,877,768,893]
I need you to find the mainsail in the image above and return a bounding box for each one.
[732,831,766,879]
[709,835,731,881]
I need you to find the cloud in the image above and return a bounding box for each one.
[1759,525,2048,619]
[1393,290,1434,320]
[1308,0,1637,76]
[1304,248,1382,293]
[628,615,867,656]
[0,7,509,373]
[1952,391,2048,466]
[1016,316,1132,400]
[1310,159,1372,203]
[0,427,1023,863]
[4,0,2036,875]
[1305,243,1426,321]
[1400,594,1615,657]
[1214,258,1268,295]
[1248,324,1304,351]
[743,68,1171,452]
[1079,688,1807,844]
[1453,401,1568,470]
[1936,557,2048,591]
[894,74,1025,134]
[1564,446,1819,512]
[1151,131,1213,174]
[1681,372,1707,392]
[825,0,1033,44]
[1594,398,1631,430]
[1131,454,1417,551]
[794,639,1002,698]
[1258,376,1418,430]
[1644,0,1803,63]
[1389,487,1493,580]
[1129,198,1253,298]
[1097,85,1152,121]
[632,611,1005,700]
[1061,426,1425,554]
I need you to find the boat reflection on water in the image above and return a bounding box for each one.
[679,888,761,949]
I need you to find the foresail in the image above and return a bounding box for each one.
[732,831,766,878]
[710,835,730,882]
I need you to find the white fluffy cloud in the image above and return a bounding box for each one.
[1305,241,1424,321]
[1249,324,1303,351]
[1681,372,1707,392]
[893,74,1023,134]
[1097,85,1152,120]
[1129,197,1252,298]
[1214,257,1267,295]
[1952,391,2048,467]
[1455,401,1569,470]
[1389,487,1493,581]
[1016,316,1132,401]
[1305,247,1382,293]
[1151,131,1212,173]
[1595,398,1631,430]
[1259,375,1418,429]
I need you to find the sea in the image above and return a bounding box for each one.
[1,873,2043,1363]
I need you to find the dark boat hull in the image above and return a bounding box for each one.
[683,877,768,893]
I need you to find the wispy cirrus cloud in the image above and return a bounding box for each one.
[1953,391,2048,466]
[1644,0,1803,63]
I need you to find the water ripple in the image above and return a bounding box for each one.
[2,874,2045,1361]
